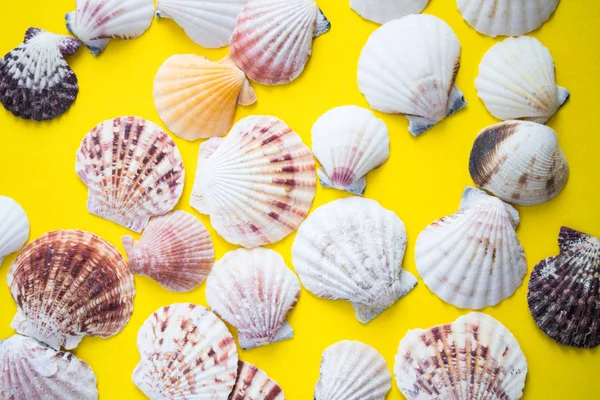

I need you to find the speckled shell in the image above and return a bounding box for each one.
[394,312,528,400]
[133,303,238,400]
[229,0,331,85]
[469,120,569,206]
[122,210,215,293]
[229,361,284,400]
[76,116,185,232]
[0,28,80,121]
[315,341,391,400]
[416,187,527,309]
[311,106,389,195]
[206,248,300,349]
[0,196,29,265]
[292,197,417,323]
[350,0,428,24]
[357,14,466,136]
[191,115,316,248]
[527,227,600,348]
[0,335,98,400]
[7,230,135,350]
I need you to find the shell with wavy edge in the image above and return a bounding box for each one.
[350,0,428,24]
[0,196,29,265]
[230,361,284,400]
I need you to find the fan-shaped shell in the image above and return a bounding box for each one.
[394,312,528,400]
[76,116,185,232]
[350,0,428,24]
[230,361,284,400]
[153,54,256,141]
[229,0,331,85]
[133,303,238,399]
[416,187,527,309]
[315,340,391,400]
[292,197,417,323]
[0,335,98,400]
[0,28,80,121]
[0,196,29,264]
[122,210,215,293]
[311,106,390,195]
[527,227,600,348]
[7,230,135,350]
[206,248,300,349]
[191,115,316,248]
[357,14,466,136]
[468,120,569,206]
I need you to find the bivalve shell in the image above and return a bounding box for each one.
[230,361,284,400]
[0,196,29,264]
[350,0,428,24]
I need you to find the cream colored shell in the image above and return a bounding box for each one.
[0,196,29,264]
[350,0,429,24]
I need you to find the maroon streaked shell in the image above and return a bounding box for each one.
[229,361,284,400]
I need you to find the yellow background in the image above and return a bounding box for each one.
[1,0,599,398]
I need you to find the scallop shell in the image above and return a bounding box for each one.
[132,303,238,399]
[65,0,154,55]
[416,187,527,309]
[311,106,390,195]
[0,196,29,265]
[153,54,256,141]
[292,197,417,323]
[229,0,331,85]
[468,120,569,206]
[191,115,316,248]
[350,0,428,24]
[476,36,569,124]
[76,116,185,232]
[357,14,466,136]
[7,230,135,350]
[0,335,98,400]
[527,227,600,348]
[457,0,559,37]
[206,248,300,349]
[122,210,215,293]
[394,312,528,400]
[230,361,284,400]
[0,28,80,121]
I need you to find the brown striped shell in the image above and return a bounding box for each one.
[229,361,284,400]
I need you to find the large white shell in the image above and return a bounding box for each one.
[350,0,428,24]
[0,196,29,265]
[357,14,466,136]
[230,361,284,399]
[416,187,527,309]
[311,106,390,195]
[292,197,417,323]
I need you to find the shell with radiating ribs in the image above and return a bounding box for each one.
[0,196,29,264]
[230,361,285,399]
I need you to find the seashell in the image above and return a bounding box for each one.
[206,248,300,349]
[65,0,155,55]
[76,116,185,232]
[357,14,466,136]
[415,186,527,309]
[0,196,30,265]
[394,312,528,400]
[0,28,80,121]
[292,197,417,323]
[476,36,569,124]
[230,361,284,400]
[153,54,256,141]
[457,0,560,37]
[469,120,569,206]
[527,227,600,348]
[122,210,215,293]
[311,105,390,195]
[7,230,135,350]
[133,303,238,399]
[350,0,428,24]
[229,0,331,85]
[191,115,316,248]
[0,334,98,400]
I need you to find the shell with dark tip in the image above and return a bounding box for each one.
[229,361,284,400]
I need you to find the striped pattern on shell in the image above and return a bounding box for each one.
[229,361,284,400]
[0,196,30,264]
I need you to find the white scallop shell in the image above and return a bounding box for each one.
[311,106,390,195]
[230,361,284,399]
[0,196,29,265]
[292,197,417,323]
[350,0,429,24]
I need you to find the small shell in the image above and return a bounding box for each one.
[315,340,391,400]
[7,230,135,350]
[527,227,600,348]
[230,0,331,85]
[153,54,256,141]
[206,248,301,349]
[350,0,428,24]
[0,335,98,400]
[0,196,29,264]
[0,28,80,121]
[311,106,390,195]
[230,361,284,400]
[358,14,466,136]
[469,120,569,206]
[191,115,316,248]
[133,303,238,399]
[76,116,185,232]
[122,210,215,293]
[292,197,417,323]
[395,312,528,400]
[416,187,527,309]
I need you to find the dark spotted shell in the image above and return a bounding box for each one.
[229,361,284,400]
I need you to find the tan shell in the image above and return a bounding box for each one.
[230,361,284,400]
